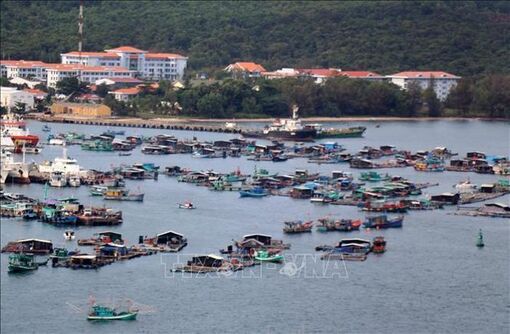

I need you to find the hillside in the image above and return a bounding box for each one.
[1,1,509,75]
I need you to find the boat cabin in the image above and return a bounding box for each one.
[70,254,99,268]
[350,158,376,169]
[430,193,460,205]
[99,243,128,258]
[188,254,224,267]
[466,151,486,160]
[242,234,273,246]
[98,231,123,244]
[290,185,314,199]
[1,238,53,254]
[156,230,186,245]
[479,184,496,193]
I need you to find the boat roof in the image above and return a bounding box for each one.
[71,255,96,259]
[243,233,272,239]
[17,238,52,244]
[157,230,183,238]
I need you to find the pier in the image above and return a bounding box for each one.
[27,114,244,134]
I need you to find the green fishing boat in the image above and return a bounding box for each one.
[254,250,284,263]
[8,253,38,273]
[81,140,113,152]
[87,305,138,321]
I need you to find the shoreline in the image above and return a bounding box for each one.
[28,113,509,125]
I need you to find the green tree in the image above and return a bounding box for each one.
[55,77,88,96]
[95,83,110,98]
[197,92,225,117]
[423,87,442,117]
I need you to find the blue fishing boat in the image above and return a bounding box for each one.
[42,125,51,132]
[363,215,404,229]
[239,187,268,198]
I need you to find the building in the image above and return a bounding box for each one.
[95,77,144,89]
[261,68,301,79]
[109,87,141,102]
[23,88,48,100]
[45,64,133,88]
[297,68,342,84]
[386,71,461,101]
[9,77,45,88]
[224,62,267,79]
[61,45,188,81]
[0,87,35,110]
[338,71,385,81]
[1,60,49,81]
[51,102,111,117]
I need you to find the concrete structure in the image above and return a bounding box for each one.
[261,68,301,79]
[45,64,133,88]
[51,102,111,117]
[9,77,45,88]
[225,62,267,79]
[0,87,35,110]
[61,46,187,81]
[386,71,461,101]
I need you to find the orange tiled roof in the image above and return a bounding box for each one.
[0,60,48,68]
[339,71,383,78]
[389,71,460,79]
[61,51,120,58]
[145,52,186,59]
[112,87,141,95]
[23,88,47,95]
[106,46,147,53]
[232,62,266,73]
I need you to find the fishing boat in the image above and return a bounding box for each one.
[103,188,144,202]
[363,215,404,229]
[371,236,386,253]
[90,185,109,196]
[42,125,51,132]
[254,250,284,263]
[118,152,132,157]
[316,218,362,232]
[64,230,75,241]
[68,175,81,187]
[239,187,268,198]
[318,238,372,254]
[8,253,38,273]
[359,171,391,182]
[178,201,196,209]
[87,305,138,321]
[49,171,67,187]
[283,221,313,233]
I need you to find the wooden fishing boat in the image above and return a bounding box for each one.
[87,305,137,321]
[316,218,362,232]
[239,187,268,198]
[8,253,38,272]
[254,250,284,263]
[363,215,404,229]
[371,236,386,253]
[283,221,313,233]
[103,188,144,201]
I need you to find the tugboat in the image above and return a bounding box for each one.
[8,253,38,273]
[243,105,317,141]
[476,229,485,248]
[87,304,138,321]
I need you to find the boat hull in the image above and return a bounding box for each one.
[87,312,138,321]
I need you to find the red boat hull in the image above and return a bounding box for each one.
[11,135,39,153]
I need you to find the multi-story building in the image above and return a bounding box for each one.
[261,68,385,84]
[0,87,35,110]
[45,64,133,88]
[386,71,461,101]
[61,45,187,81]
[1,60,49,81]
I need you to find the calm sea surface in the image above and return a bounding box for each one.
[1,119,509,334]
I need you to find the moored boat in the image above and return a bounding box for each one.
[87,305,138,321]
[283,220,313,233]
[8,253,38,272]
[363,215,404,229]
[239,187,268,198]
[103,188,144,201]
[254,250,284,263]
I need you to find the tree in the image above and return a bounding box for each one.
[55,77,88,96]
[12,102,26,114]
[95,83,110,98]
[423,86,442,117]
[197,92,225,117]
[446,79,473,116]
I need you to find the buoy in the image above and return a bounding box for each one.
[476,229,484,248]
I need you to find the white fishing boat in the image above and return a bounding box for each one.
[38,145,87,181]
[49,171,67,187]
[68,175,81,187]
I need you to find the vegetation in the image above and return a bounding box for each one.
[1,1,509,76]
[98,75,509,119]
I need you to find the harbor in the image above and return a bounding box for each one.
[1,118,509,333]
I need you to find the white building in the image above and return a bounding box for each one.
[0,87,35,110]
[45,64,133,88]
[61,46,187,81]
[1,60,48,81]
[109,87,141,102]
[386,71,461,101]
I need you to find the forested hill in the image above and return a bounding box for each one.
[1,1,509,75]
